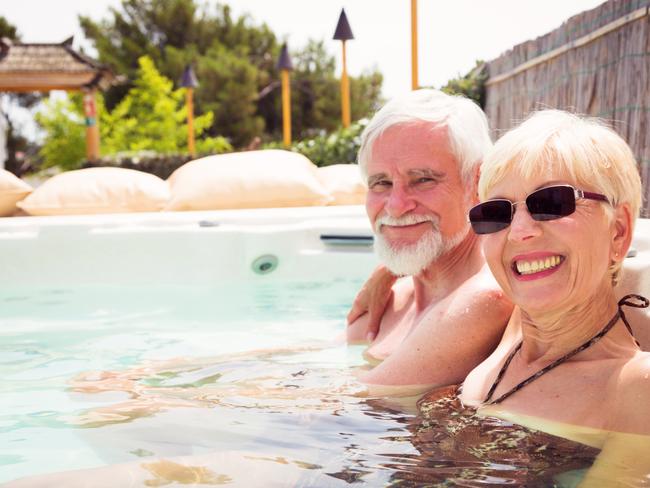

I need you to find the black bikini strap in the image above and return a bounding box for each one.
[483,294,649,406]
[483,342,522,404]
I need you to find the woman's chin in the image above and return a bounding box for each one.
[509,283,568,313]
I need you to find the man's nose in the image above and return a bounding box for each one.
[385,184,416,217]
[507,203,543,243]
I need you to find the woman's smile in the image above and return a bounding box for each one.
[511,252,565,281]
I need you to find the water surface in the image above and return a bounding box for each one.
[0,282,597,486]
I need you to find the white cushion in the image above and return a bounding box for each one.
[17,167,170,216]
[165,150,331,210]
[317,164,366,205]
[0,169,32,216]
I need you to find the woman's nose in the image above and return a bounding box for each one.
[507,203,543,242]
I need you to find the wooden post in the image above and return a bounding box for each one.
[281,69,291,147]
[340,40,351,128]
[333,9,354,127]
[333,8,354,127]
[83,90,100,161]
[186,87,196,157]
[411,0,419,90]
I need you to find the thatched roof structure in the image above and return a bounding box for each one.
[0,37,115,92]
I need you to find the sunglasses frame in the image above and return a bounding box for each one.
[469,184,610,235]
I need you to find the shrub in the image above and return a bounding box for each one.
[440,60,487,108]
[265,118,367,167]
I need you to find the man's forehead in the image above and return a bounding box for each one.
[366,139,458,174]
[368,123,453,158]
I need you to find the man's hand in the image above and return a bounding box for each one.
[347,265,398,341]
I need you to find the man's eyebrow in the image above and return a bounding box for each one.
[407,168,445,180]
[367,173,389,186]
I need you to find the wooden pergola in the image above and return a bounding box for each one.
[0,36,117,160]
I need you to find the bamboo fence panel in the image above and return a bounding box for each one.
[485,0,650,216]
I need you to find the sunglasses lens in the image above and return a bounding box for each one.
[527,186,575,221]
[469,200,512,234]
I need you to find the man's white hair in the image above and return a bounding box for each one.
[358,89,492,185]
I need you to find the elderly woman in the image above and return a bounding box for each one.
[457,109,650,480]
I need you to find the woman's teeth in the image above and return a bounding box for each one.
[515,256,562,275]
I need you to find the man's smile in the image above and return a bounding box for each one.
[379,220,433,242]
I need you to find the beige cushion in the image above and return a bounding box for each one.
[165,150,331,210]
[17,167,170,216]
[0,170,32,216]
[317,164,366,205]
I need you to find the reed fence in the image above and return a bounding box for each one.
[485,0,650,216]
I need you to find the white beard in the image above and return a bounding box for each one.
[373,214,468,277]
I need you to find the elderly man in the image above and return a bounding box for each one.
[347,89,512,393]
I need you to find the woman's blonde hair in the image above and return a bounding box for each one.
[479,109,642,285]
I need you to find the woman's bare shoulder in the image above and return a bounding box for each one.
[611,352,650,434]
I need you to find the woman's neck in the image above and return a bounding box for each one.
[518,284,619,363]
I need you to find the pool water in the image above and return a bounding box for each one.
[0,280,597,486]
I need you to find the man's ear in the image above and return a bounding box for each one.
[611,202,634,265]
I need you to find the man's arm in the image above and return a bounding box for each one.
[359,284,512,395]
[346,264,398,342]
[347,311,373,343]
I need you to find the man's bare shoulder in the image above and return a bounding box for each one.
[460,263,507,297]
[361,266,513,389]
[422,263,511,325]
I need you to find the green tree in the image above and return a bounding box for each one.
[80,1,276,146]
[261,40,383,141]
[0,17,18,39]
[79,0,383,146]
[194,42,264,147]
[36,56,231,170]
[291,40,341,136]
[34,97,86,170]
[103,56,228,153]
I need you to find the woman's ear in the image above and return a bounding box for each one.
[611,202,634,264]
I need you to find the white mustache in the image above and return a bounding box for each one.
[375,214,438,233]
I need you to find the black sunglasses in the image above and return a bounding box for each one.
[469,184,610,235]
